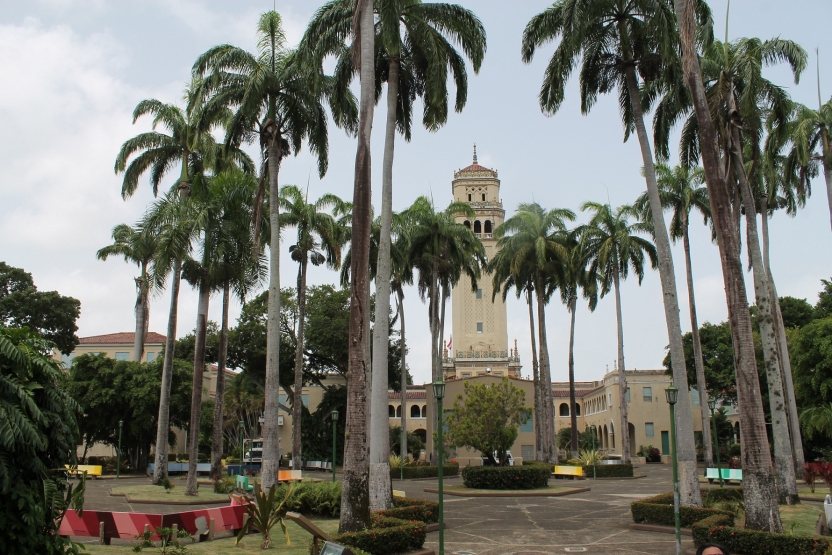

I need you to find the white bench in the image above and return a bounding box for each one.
[706,468,742,483]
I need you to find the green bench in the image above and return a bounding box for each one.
[706,468,742,483]
[235,475,254,491]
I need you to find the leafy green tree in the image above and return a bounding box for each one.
[66,354,192,470]
[556,427,594,453]
[577,202,656,465]
[814,278,832,319]
[0,262,80,355]
[388,426,424,460]
[300,385,346,465]
[778,296,815,329]
[0,327,85,555]
[446,378,529,466]
[665,322,738,403]
[791,318,832,409]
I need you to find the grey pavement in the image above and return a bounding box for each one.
[82,465,695,554]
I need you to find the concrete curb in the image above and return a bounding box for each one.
[392,475,461,482]
[422,486,590,497]
[629,523,692,536]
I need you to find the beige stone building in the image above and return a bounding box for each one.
[443,147,522,380]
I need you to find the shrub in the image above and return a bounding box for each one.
[522,461,554,471]
[390,463,459,480]
[213,476,235,494]
[277,481,341,517]
[690,514,733,546]
[378,497,439,523]
[234,483,293,549]
[334,516,425,555]
[583,463,634,478]
[461,464,549,490]
[630,492,734,528]
[701,488,744,504]
[700,523,832,555]
[637,445,662,462]
[804,463,820,493]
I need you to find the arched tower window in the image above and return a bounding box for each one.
[388,405,395,418]
[463,220,471,229]
[559,403,569,417]
[575,403,581,416]
[421,405,427,418]
[396,405,402,417]
[411,404,421,418]
[474,220,482,234]
[484,220,492,233]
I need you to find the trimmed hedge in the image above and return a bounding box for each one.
[696,520,832,555]
[582,463,634,478]
[691,514,734,545]
[701,487,744,503]
[377,497,439,523]
[630,492,735,528]
[334,516,426,555]
[391,463,459,480]
[461,464,549,490]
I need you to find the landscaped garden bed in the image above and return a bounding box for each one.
[425,484,590,497]
[390,462,460,480]
[461,463,550,489]
[110,483,231,504]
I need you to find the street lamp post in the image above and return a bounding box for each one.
[433,380,446,555]
[665,385,681,555]
[589,424,597,480]
[239,420,244,475]
[331,410,339,483]
[117,420,123,479]
[708,398,724,488]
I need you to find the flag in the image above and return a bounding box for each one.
[446,335,452,350]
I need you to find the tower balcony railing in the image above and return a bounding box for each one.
[467,200,502,209]
[443,350,520,363]
[474,233,493,239]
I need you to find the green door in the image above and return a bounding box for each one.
[661,431,670,456]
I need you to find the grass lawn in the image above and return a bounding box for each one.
[779,503,824,537]
[798,484,832,497]
[81,519,340,554]
[110,484,231,503]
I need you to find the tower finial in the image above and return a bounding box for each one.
[473,142,477,164]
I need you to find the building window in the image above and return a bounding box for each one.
[559,403,569,417]
[463,220,471,228]
[643,387,652,402]
[411,405,421,418]
[645,422,655,437]
[476,322,483,333]
[476,288,482,299]
[520,410,533,432]
[396,405,402,417]
[574,403,581,416]
[481,193,486,201]
[493,371,502,376]
[146,352,156,362]
[462,373,471,378]
[484,220,492,233]
[115,352,130,361]
[521,445,534,461]
[468,193,472,201]
[691,388,700,406]
[389,405,396,418]
[421,405,427,418]
[625,388,630,403]
[609,393,613,407]
[302,394,309,407]
[474,220,482,233]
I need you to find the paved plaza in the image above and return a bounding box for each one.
[80,464,695,554]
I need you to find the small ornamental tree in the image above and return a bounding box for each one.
[446,378,529,465]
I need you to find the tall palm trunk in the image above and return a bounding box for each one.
[210,283,230,478]
[682,221,713,468]
[429,266,441,464]
[339,0,375,533]
[611,268,630,464]
[133,265,149,362]
[153,258,182,484]
[526,289,542,461]
[262,137,283,491]
[672,0,782,531]
[292,257,309,470]
[534,275,555,463]
[821,132,832,234]
[621,47,701,505]
[730,128,799,504]
[568,295,579,460]
[370,59,399,511]
[760,207,805,475]
[185,276,210,495]
[397,288,408,460]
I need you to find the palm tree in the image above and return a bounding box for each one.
[555,235,597,460]
[338,0,375,533]
[635,163,715,467]
[209,168,267,479]
[493,203,576,463]
[787,97,832,234]
[114,85,218,485]
[488,247,545,460]
[800,404,832,441]
[279,185,344,471]
[193,10,356,491]
[665,0,783,528]
[577,202,657,465]
[301,0,487,511]
[96,224,158,363]
[522,0,703,505]
[672,32,806,504]
[406,196,485,459]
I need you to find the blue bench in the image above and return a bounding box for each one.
[706,468,742,483]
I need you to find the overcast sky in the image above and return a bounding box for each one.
[1,0,830,386]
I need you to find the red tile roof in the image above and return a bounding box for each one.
[79,332,166,345]
[457,162,496,174]
[552,387,604,398]
[388,390,427,400]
